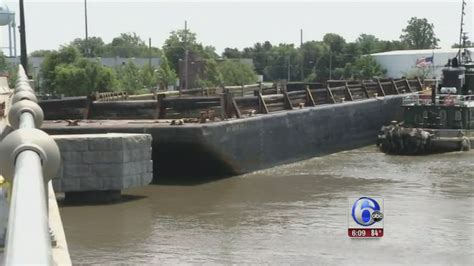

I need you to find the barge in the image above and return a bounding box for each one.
[41,80,424,179]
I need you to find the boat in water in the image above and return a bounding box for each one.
[377,0,474,155]
[377,54,474,154]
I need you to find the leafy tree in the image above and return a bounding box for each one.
[342,42,362,63]
[222,48,242,59]
[156,55,177,90]
[40,46,81,94]
[104,33,160,58]
[264,43,301,81]
[323,33,346,54]
[162,29,214,73]
[347,55,386,79]
[308,42,332,81]
[30,50,53,57]
[202,45,219,59]
[241,41,273,78]
[300,41,328,80]
[0,52,18,87]
[196,59,222,87]
[70,36,106,57]
[54,59,116,96]
[356,34,379,54]
[218,59,257,86]
[0,52,7,73]
[115,61,143,93]
[400,17,439,49]
[377,40,407,52]
[39,46,116,96]
[304,72,317,82]
[140,64,158,91]
[116,61,165,93]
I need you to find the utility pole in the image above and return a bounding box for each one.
[148,37,152,68]
[329,49,332,80]
[287,56,291,82]
[84,0,89,56]
[300,29,304,81]
[183,20,189,91]
[19,0,28,75]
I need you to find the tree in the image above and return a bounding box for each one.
[323,33,346,54]
[70,36,106,57]
[196,59,222,87]
[222,48,242,59]
[400,17,439,49]
[162,29,209,72]
[218,59,257,86]
[0,52,7,73]
[264,43,301,81]
[202,45,219,59]
[356,34,379,54]
[40,46,81,94]
[241,41,273,78]
[156,55,177,90]
[140,64,158,91]
[300,41,328,81]
[377,40,407,52]
[30,50,53,57]
[115,61,143,93]
[40,46,116,96]
[54,59,116,96]
[0,52,18,87]
[104,33,160,58]
[348,55,386,79]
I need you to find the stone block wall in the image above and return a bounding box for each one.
[52,133,153,193]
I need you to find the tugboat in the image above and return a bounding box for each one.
[376,59,473,154]
[377,1,474,155]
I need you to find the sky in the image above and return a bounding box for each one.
[0,0,473,56]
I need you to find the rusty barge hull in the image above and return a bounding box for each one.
[42,95,404,179]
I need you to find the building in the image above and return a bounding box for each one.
[371,48,474,79]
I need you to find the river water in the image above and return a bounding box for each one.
[59,146,473,265]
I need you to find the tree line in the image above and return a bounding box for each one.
[0,16,449,96]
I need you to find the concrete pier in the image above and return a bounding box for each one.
[52,133,153,203]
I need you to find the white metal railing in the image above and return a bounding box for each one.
[0,66,60,265]
[403,93,474,107]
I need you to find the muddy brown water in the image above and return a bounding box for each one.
[60,146,473,264]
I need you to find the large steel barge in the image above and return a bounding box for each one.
[40,79,425,179]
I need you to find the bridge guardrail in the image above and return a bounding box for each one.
[0,65,61,265]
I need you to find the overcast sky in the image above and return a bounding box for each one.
[1,0,473,55]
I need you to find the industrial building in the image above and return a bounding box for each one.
[371,48,474,79]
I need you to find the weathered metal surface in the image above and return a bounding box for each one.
[43,95,405,178]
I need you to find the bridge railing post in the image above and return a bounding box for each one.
[0,65,61,265]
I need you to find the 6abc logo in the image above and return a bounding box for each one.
[348,197,384,238]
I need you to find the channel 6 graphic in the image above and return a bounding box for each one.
[348,197,384,238]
